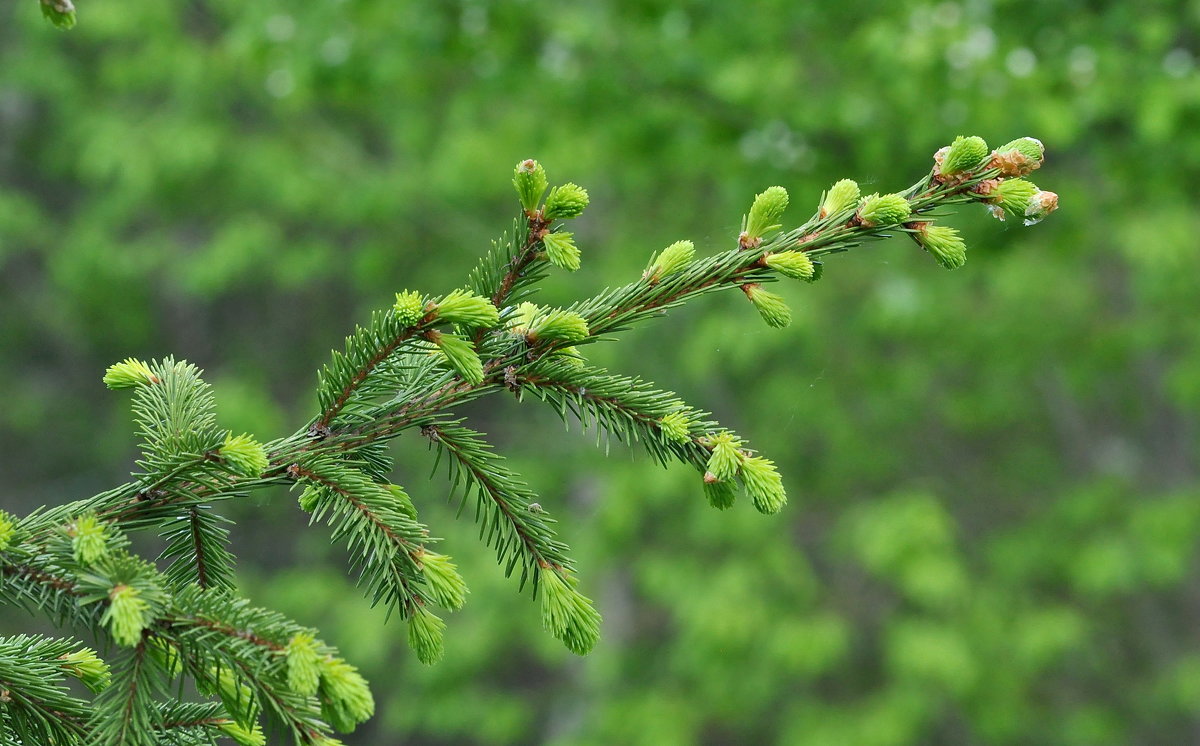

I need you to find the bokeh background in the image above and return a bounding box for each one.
[3,1,1200,743]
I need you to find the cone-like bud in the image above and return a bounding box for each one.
[986,178,1039,221]
[105,585,149,647]
[643,240,695,283]
[765,250,816,280]
[820,179,861,218]
[991,137,1045,177]
[659,412,693,444]
[938,135,990,176]
[70,515,108,566]
[429,331,484,384]
[420,552,468,611]
[319,657,375,732]
[62,648,110,693]
[539,568,602,656]
[743,284,791,328]
[857,193,912,227]
[218,722,266,746]
[285,633,323,697]
[913,223,967,270]
[745,186,789,240]
[0,511,15,552]
[543,183,590,220]
[220,434,269,477]
[1023,190,1059,226]
[41,0,76,29]
[393,290,426,326]
[705,432,744,481]
[434,289,500,328]
[542,231,582,271]
[103,358,157,389]
[529,309,590,343]
[298,486,322,512]
[406,606,446,665]
[383,483,418,520]
[513,159,548,213]
[740,456,787,514]
[702,472,736,510]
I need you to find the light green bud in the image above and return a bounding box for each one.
[1023,190,1059,226]
[285,633,323,697]
[508,302,541,337]
[430,331,484,384]
[659,411,693,444]
[406,606,446,665]
[744,284,792,329]
[915,224,967,270]
[434,289,500,328]
[857,193,912,227]
[62,648,110,693]
[217,721,266,746]
[745,186,789,240]
[318,657,375,731]
[298,486,323,512]
[393,290,427,326]
[765,250,815,280]
[539,568,602,656]
[103,358,157,389]
[992,137,1045,176]
[939,135,990,176]
[220,434,269,477]
[543,183,590,220]
[513,159,548,213]
[0,511,15,552]
[644,240,695,282]
[530,309,590,343]
[71,514,108,566]
[420,552,468,611]
[705,432,744,481]
[702,474,737,510]
[820,179,861,218]
[740,456,787,514]
[105,585,150,647]
[986,178,1039,221]
[542,231,582,271]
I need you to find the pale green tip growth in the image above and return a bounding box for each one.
[318,656,375,731]
[705,431,744,482]
[991,137,1045,177]
[62,648,110,693]
[857,193,912,228]
[539,568,602,656]
[419,551,469,611]
[508,301,541,337]
[434,289,501,328]
[765,250,815,281]
[220,433,269,478]
[298,485,322,512]
[543,183,590,220]
[542,231,582,271]
[1023,190,1059,226]
[393,290,426,326]
[383,483,418,520]
[986,178,1040,222]
[939,135,990,176]
[430,331,484,384]
[70,514,108,566]
[0,510,15,552]
[743,284,792,329]
[513,159,549,213]
[406,606,446,665]
[285,633,323,697]
[740,456,787,514]
[529,309,590,343]
[914,224,967,270]
[702,474,736,510]
[820,179,861,218]
[644,240,695,283]
[217,721,266,746]
[104,585,149,647]
[745,186,789,240]
[103,358,157,389]
[659,411,693,444]
[41,0,76,29]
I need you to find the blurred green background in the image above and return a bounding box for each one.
[3,1,1200,743]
